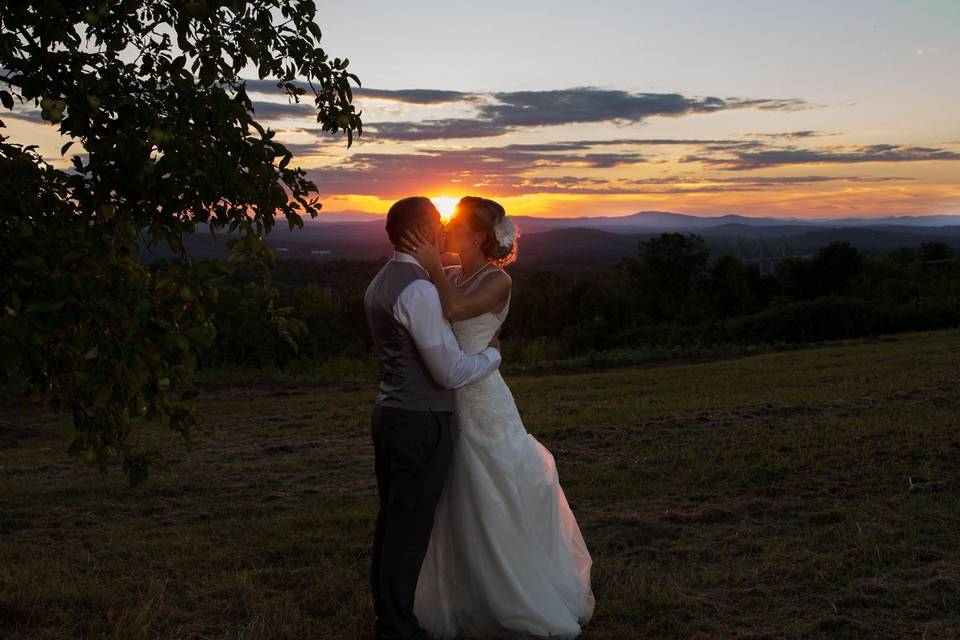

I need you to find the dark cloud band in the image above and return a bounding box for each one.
[241,80,812,142]
[682,144,960,170]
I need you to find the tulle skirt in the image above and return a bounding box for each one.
[413,371,595,639]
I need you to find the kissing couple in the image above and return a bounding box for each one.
[363,196,595,639]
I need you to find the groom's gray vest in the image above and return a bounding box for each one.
[364,261,455,412]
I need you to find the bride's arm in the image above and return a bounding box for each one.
[438,270,511,321]
[401,229,511,321]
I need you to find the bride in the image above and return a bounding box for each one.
[399,196,595,639]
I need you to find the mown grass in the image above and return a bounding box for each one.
[1,328,958,639]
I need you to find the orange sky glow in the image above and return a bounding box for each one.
[4,2,959,221]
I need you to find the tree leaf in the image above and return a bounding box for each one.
[68,437,86,457]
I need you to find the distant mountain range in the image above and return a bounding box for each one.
[316,209,960,230]
[141,210,960,270]
[503,210,960,234]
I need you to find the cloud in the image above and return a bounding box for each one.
[276,135,782,156]
[367,119,506,141]
[477,89,808,128]
[353,88,481,104]
[360,88,810,142]
[702,175,910,185]
[746,130,834,139]
[238,81,813,142]
[2,109,45,124]
[243,79,478,105]
[304,132,922,198]
[242,79,311,94]
[276,141,338,156]
[681,144,960,170]
[305,144,649,197]
[248,100,315,120]
[578,153,647,168]
[502,138,746,150]
[515,174,913,195]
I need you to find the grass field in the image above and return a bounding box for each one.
[2,328,959,639]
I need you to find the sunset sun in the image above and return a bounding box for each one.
[431,195,459,222]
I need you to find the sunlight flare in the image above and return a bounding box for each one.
[431,195,459,222]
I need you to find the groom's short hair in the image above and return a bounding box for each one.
[385,197,440,247]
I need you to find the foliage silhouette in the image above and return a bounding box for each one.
[0,0,361,485]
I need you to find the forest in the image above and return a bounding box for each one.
[177,233,960,377]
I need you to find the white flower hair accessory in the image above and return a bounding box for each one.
[493,215,518,249]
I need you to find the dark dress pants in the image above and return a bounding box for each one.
[370,404,453,640]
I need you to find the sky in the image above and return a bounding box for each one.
[5,0,960,219]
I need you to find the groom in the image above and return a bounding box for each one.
[363,196,503,640]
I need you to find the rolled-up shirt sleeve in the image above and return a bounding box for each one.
[393,280,501,389]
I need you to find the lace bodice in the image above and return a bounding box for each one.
[446,264,510,354]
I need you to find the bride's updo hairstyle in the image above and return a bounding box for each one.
[454,196,519,267]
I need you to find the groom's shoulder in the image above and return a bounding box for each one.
[378,259,431,283]
[369,260,433,301]
[397,273,437,301]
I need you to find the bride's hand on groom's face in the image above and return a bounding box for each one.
[401,227,443,275]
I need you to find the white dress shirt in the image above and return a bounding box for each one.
[390,251,502,388]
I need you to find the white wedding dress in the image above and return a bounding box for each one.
[413,265,595,639]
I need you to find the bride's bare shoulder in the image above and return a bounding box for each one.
[478,266,512,294]
[490,265,512,286]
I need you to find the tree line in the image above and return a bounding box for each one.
[188,234,960,372]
